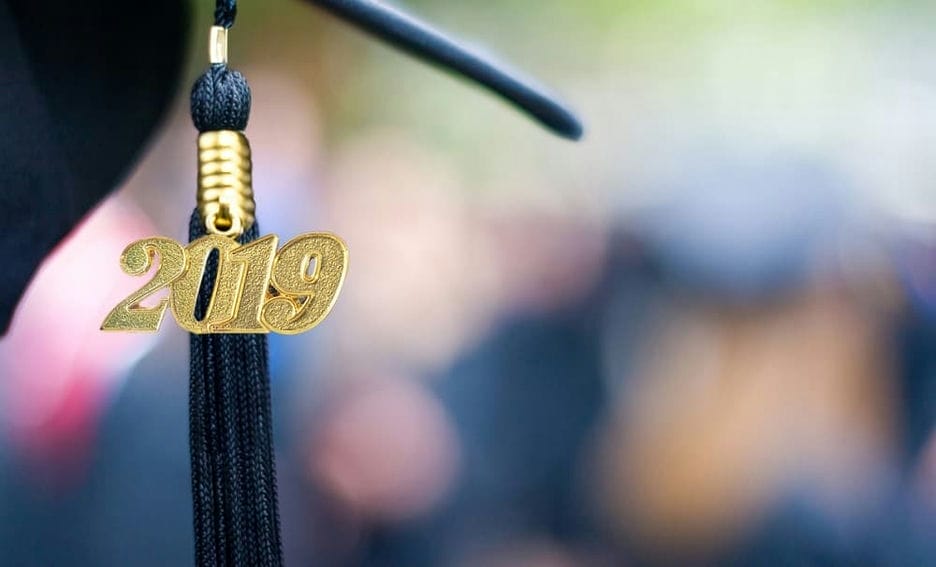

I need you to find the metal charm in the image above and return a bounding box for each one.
[198,130,255,238]
[101,233,349,334]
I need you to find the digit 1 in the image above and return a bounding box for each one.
[210,235,278,333]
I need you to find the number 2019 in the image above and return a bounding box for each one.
[101,233,349,335]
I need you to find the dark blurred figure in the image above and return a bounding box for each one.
[342,160,936,567]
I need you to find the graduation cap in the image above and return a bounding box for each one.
[0,0,582,335]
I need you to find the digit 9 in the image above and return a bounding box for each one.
[261,233,349,335]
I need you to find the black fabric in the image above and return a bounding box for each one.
[215,0,237,29]
[307,0,584,140]
[0,0,188,334]
[189,211,283,567]
[191,64,252,133]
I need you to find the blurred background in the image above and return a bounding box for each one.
[2,0,936,565]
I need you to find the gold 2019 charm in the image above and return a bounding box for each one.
[101,233,348,335]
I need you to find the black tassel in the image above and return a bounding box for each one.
[189,211,283,567]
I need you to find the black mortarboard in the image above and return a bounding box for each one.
[1,0,189,333]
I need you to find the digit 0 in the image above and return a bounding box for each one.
[170,235,242,334]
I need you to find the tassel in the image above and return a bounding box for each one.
[189,212,283,567]
[189,3,283,563]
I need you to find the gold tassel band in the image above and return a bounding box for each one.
[197,130,255,237]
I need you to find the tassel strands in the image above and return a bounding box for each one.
[189,213,283,567]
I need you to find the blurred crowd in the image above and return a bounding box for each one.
[2,1,936,565]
